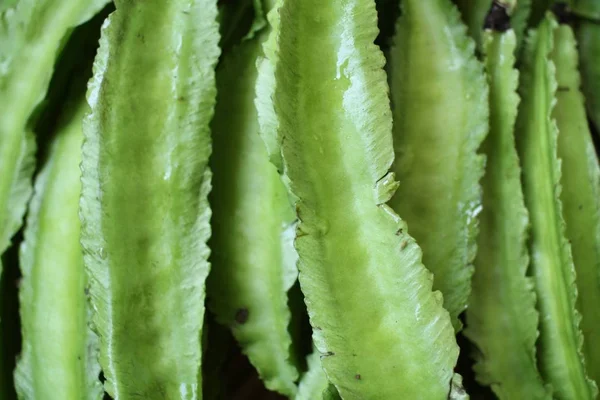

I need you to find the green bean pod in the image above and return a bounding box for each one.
[208,30,299,397]
[552,22,600,390]
[257,0,460,398]
[15,98,101,400]
[0,0,109,275]
[516,15,597,399]
[464,29,550,400]
[80,0,220,398]
[389,0,489,331]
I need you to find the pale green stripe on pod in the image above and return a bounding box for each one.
[0,0,110,272]
[516,14,597,399]
[15,97,101,400]
[552,22,600,390]
[464,29,550,400]
[208,30,299,397]
[258,0,460,398]
[81,0,220,398]
[389,0,489,331]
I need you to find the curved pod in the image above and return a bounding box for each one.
[516,15,597,400]
[208,33,298,396]
[389,0,489,330]
[0,0,109,274]
[258,0,460,398]
[552,22,600,390]
[80,0,220,398]
[464,30,549,400]
[16,98,101,400]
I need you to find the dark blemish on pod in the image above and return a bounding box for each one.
[235,308,249,324]
[355,374,361,380]
[395,228,403,236]
[558,86,571,92]
[579,204,584,210]
[84,287,90,296]
[484,2,511,32]
[322,351,335,358]
[178,96,186,102]
[400,240,408,250]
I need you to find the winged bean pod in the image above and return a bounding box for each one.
[15,97,101,400]
[389,0,489,331]
[464,29,550,400]
[552,22,600,389]
[0,0,109,276]
[80,0,220,397]
[257,0,460,398]
[208,30,299,397]
[516,15,597,399]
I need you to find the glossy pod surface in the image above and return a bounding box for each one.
[516,15,597,400]
[16,99,101,400]
[0,0,109,272]
[80,0,220,398]
[389,0,489,330]
[208,30,299,397]
[464,30,549,400]
[258,0,460,398]
[552,22,600,390]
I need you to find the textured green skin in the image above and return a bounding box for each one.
[15,99,101,400]
[464,30,550,400]
[80,0,220,398]
[0,0,109,274]
[576,22,600,133]
[553,24,600,391]
[259,0,460,398]
[0,2,107,398]
[516,16,597,400]
[389,0,488,331]
[208,33,298,396]
[455,0,492,50]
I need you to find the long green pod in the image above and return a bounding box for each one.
[0,0,109,273]
[81,0,220,398]
[15,97,101,400]
[552,22,600,389]
[516,15,597,399]
[208,30,298,397]
[464,29,549,400]
[258,0,460,398]
[389,0,489,330]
